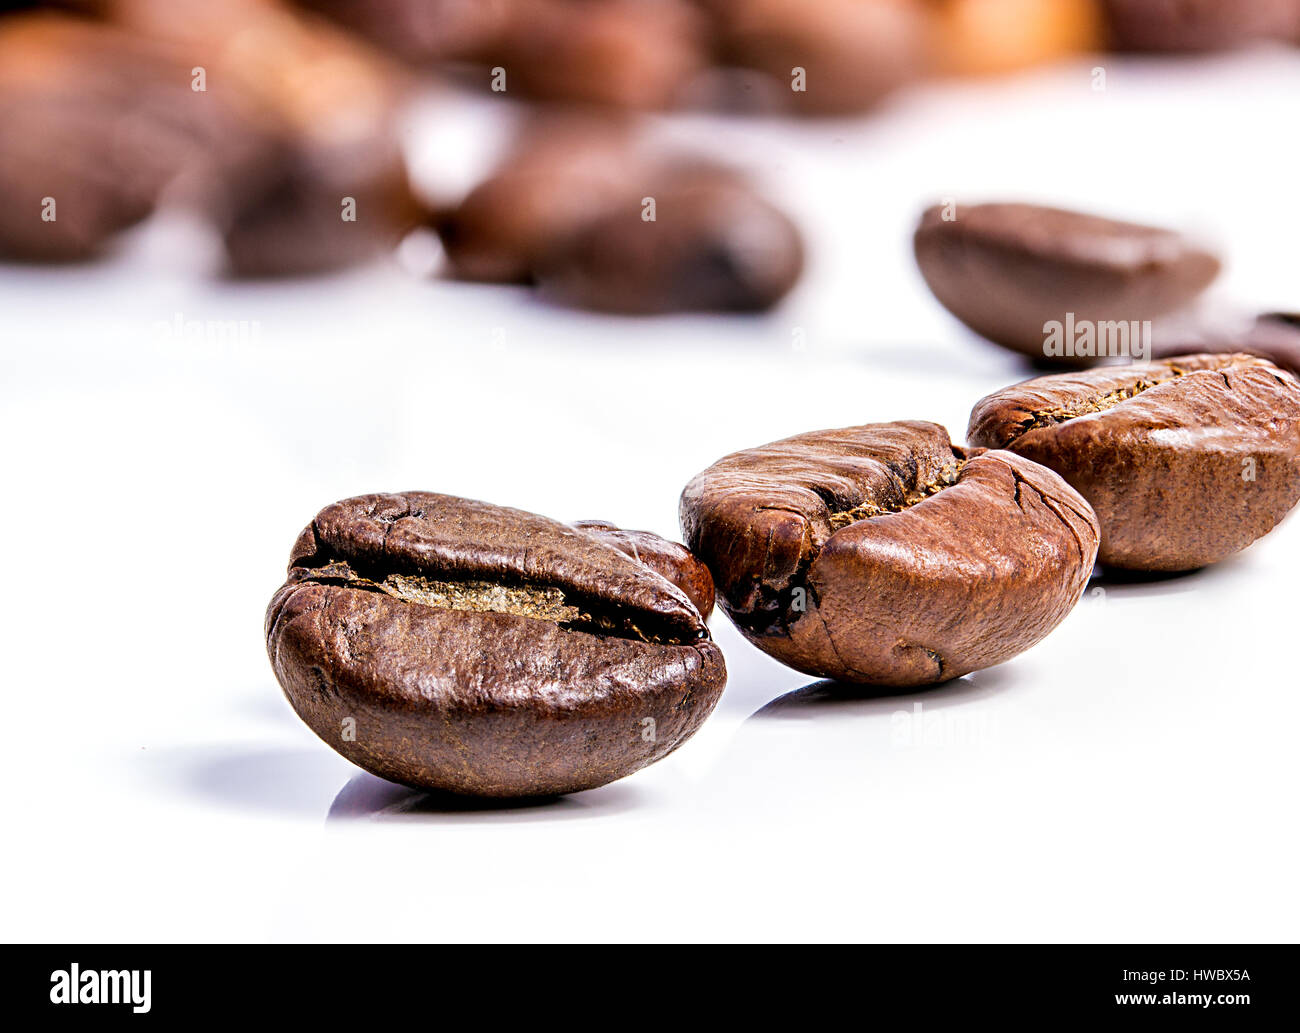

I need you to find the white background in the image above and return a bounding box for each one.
[3,49,1299,943]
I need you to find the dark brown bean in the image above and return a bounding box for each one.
[680,421,1099,686]
[0,13,259,261]
[97,0,420,277]
[968,353,1300,571]
[439,121,804,312]
[437,117,640,285]
[490,0,707,110]
[221,147,423,278]
[537,166,805,314]
[914,201,1221,363]
[702,0,927,115]
[266,493,726,798]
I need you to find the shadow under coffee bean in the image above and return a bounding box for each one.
[968,353,1300,572]
[265,492,726,798]
[679,420,1100,687]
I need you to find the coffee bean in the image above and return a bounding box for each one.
[914,202,1221,363]
[437,117,639,285]
[968,353,1300,571]
[490,0,707,110]
[221,147,423,278]
[703,0,927,115]
[266,493,726,797]
[92,0,421,277]
[300,0,707,109]
[0,14,258,261]
[440,121,804,312]
[1102,0,1299,51]
[537,167,805,314]
[571,520,715,619]
[680,421,1099,686]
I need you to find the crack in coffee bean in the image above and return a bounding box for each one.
[303,559,583,624]
[828,460,967,530]
[300,557,697,646]
[1010,370,1192,442]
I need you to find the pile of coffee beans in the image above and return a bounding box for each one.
[298,0,1300,111]
[5,0,1298,307]
[0,2,420,275]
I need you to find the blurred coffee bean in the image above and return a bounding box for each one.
[296,0,707,109]
[538,166,804,314]
[437,117,641,284]
[441,118,804,311]
[491,0,707,110]
[703,0,928,115]
[0,13,259,261]
[914,201,1221,363]
[102,0,405,150]
[930,0,1103,76]
[97,0,421,276]
[1102,0,1298,51]
[222,148,424,277]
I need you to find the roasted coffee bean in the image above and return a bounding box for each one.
[680,422,1099,686]
[266,493,726,797]
[703,0,927,115]
[537,167,805,314]
[0,13,258,261]
[492,0,707,110]
[437,117,640,285]
[440,120,804,312]
[930,0,1102,77]
[968,353,1300,572]
[221,147,424,278]
[914,202,1221,363]
[571,520,715,619]
[97,0,419,277]
[1102,0,1298,52]
[301,0,706,108]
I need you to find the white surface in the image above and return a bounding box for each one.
[3,51,1299,943]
